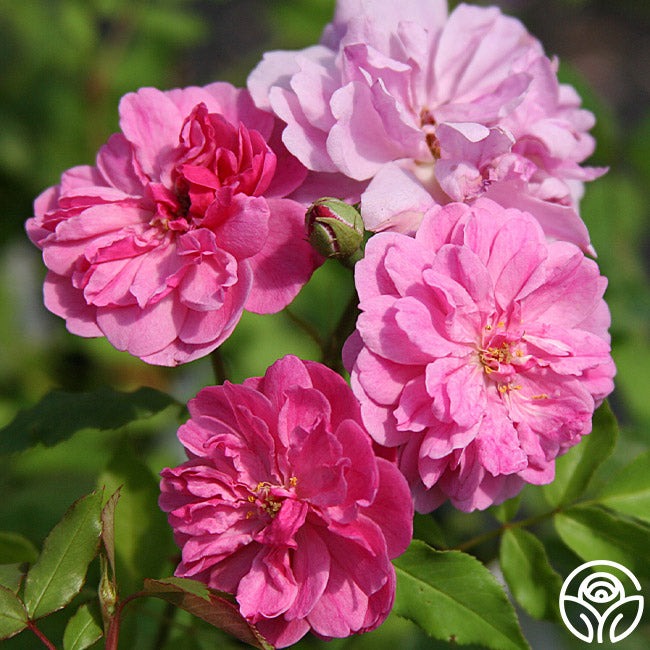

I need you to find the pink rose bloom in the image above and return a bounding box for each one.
[248,0,604,251]
[344,198,615,512]
[159,355,413,647]
[26,83,321,365]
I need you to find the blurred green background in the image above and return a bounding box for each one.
[0,1,648,648]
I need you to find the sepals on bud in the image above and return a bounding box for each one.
[305,198,364,266]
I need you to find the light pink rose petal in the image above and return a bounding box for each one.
[485,179,592,251]
[327,82,408,180]
[44,272,101,337]
[270,86,338,172]
[96,292,187,357]
[360,163,435,233]
[96,133,144,194]
[119,87,185,180]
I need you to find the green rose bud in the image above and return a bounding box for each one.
[305,198,364,266]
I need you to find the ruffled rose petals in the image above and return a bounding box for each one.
[27,83,321,366]
[344,198,615,512]
[159,356,413,647]
[248,0,605,250]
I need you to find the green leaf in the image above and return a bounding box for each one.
[0,532,39,564]
[393,540,529,650]
[97,440,174,595]
[0,386,179,454]
[23,490,103,620]
[143,577,274,650]
[491,494,522,524]
[0,564,25,593]
[543,401,617,507]
[554,506,650,580]
[0,584,28,641]
[146,576,212,601]
[63,602,103,650]
[595,450,650,522]
[500,529,563,621]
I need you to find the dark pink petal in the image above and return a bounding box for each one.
[304,360,363,429]
[279,386,332,444]
[259,354,313,410]
[362,458,413,558]
[335,419,379,508]
[284,526,331,620]
[289,424,348,508]
[237,548,298,620]
[254,616,310,649]
[255,498,308,547]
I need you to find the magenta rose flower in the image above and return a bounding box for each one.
[344,198,615,512]
[159,355,413,647]
[26,83,321,365]
[248,0,604,251]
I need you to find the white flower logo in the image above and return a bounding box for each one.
[559,560,644,643]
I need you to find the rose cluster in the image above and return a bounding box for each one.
[27,0,615,646]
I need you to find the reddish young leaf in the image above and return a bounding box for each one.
[143,577,274,650]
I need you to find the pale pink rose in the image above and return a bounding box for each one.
[159,355,413,647]
[248,0,604,251]
[344,198,615,512]
[26,83,321,365]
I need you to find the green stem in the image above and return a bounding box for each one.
[210,348,228,385]
[284,306,323,349]
[321,290,360,373]
[27,621,57,650]
[455,507,561,553]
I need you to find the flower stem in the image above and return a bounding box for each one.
[455,507,561,552]
[321,289,359,373]
[284,306,323,349]
[27,621,57,650]
[210,348,228,385]
[105,592,145,650]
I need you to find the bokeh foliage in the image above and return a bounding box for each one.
[0,1,648,649]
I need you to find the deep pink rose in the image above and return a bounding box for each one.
[344,198,615,512]
[159,355,413,647]
[26,83,321,365]
[248,0,604,251]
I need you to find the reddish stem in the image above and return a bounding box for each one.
[27,621,57,650]
[105,592,146,650]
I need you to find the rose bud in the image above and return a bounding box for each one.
[305,197,364,265]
